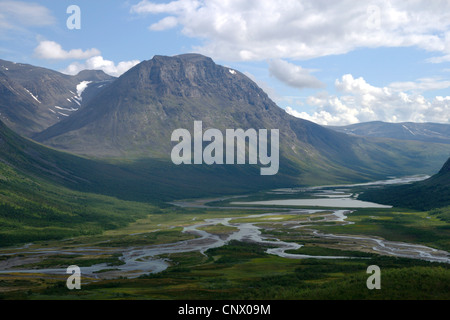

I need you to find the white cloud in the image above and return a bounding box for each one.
[389,78,450,93]
[0,1,56,31]
[131,0,200,15]
[131,0,450,61]
[269,59,325,90]
[63,56,141,77]
[426,54,450,64]
[335,74,383,95]
[286,106,348,125]
[287,74,450,126]
[35,41,101,60]
[33,40,139,77]
[149,16,178,31]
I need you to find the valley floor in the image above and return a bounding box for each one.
[0,178,449,300]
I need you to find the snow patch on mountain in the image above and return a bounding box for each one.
[55,106,78,112]
[24,88,41,104]
[76,81,92,98]
[402,125,416,136]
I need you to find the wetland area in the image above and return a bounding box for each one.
[0,175,449,299]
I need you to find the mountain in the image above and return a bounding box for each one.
[0,59,115,137]
[2,55,448,246]
[0,69,51,136]
[35,53,297,157]
[358,157,450,210]
[328,121,450,144]
[0,118,162,246]
[439,157,450,174]
[0,116,291,203]
[74,69,115,82]
[33,54,450,185]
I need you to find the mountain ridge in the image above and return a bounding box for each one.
[328,121,450,144]
[32,54,450,185]
[0,59,116,137]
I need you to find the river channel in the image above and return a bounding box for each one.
[0,175,449,279]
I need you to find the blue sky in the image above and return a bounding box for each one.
[1,0,450,125]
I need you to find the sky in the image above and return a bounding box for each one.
[1,0,450,125]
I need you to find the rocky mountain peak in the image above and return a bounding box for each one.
[118,53,254,100]
[75,69,115,82]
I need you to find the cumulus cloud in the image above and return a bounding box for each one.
[35,41,101,60]
[63,56,141,77]
[286,74,450,125]
[269,59,325,90]
[131,0,450,61]
[33,40,139,77]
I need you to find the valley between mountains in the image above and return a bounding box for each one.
[0,54,449,299]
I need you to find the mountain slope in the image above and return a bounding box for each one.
[0,118,161,246]
[0,59,115,137]
[35,54,297,157]
[0,70,51,135]
[0,118,294,203]
[34,54,450,185]
[359,157,450,210]
[328,121,450,144]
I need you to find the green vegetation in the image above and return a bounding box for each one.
[0,160,156,247]
[0,123,448,300]
[2,241,448,300]
[285,245,376,258]
[0,57,449,302]
[311,208,450,252]
[430,206,450,223]
[197,224,239,236]
[14,253,124,270]
[206,240,270,264]
[0,194,449,300]
[359,157,450,210]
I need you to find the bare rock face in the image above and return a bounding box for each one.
[33,53,304,159]
[0,59,115,137]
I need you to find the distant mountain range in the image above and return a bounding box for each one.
[328,121,450,144]
[0,59,115,137]
[0,54,449,196]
